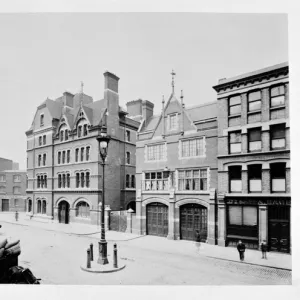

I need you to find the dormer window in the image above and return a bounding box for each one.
[40,114,44,127]
[65,130,68,141]
[78,126,82,138]
[168,113,178,130]
[83,124,88,136]
[60,130,64,142]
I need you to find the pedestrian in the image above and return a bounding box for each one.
[15,210,19,222]
[237,240,246,262]
[261,240,267,259]
[195,229,201,253]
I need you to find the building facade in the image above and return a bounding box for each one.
[134,79,218,244]
[213,62,290,253]
[25,72,140,225]
[0,168,27,212]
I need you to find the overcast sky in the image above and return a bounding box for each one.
[0,13,288,170]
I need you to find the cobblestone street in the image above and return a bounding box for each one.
[0,221,291,285]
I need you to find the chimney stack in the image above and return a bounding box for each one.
[126,99,154,122]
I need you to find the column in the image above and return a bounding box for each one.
[126,209,134,233]
[167,200,175,240]
[207,188,216,245]
[217,195,226,247]
[135,189,143,235]
[261,88,270,122]
[242,166,248,194]
[258,205,268,249]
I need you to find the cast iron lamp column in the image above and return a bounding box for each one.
[96,131,111,265]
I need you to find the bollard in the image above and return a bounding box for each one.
[90,243,94,261]
[87,248,91,268]
[15,211,19,222]
[113,243,118,268]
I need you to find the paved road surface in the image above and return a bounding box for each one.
[0,222,291,285]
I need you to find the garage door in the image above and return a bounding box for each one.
[180,203,207,241]
[146,202,168,237]
[1,199,9,212]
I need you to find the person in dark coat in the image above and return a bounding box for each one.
[195,230,201,253]
[237,240,246,261]
[261,240,267,259]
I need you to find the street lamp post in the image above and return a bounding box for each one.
[96,129,111,265]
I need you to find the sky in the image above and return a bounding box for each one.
[0,13,288,170]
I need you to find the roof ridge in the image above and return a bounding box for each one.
[185,101,217,110]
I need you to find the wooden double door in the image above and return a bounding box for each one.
[180,203,207,242]
[146,203,168,237]
[268,206,290,253]
[58,201,70,224]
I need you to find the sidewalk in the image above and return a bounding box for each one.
[0,212,292,270]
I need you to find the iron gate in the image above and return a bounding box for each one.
[109,210,127,232]
[180,203,207,241]
[146,202,168,237]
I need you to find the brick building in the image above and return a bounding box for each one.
[0,158,27,212]
[134,76,218,244]
[25,72,140,225]
[213,62,290,253]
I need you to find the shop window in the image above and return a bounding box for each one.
[248,91,261,112]
[248,165,262,192]
[270,162,286,192]
[229,131,241,154]
[229,166,242,192]
[229,95,241,115]
[248,128,261,152]
[76,201,90,218]
[270,85,285,107]
[270,124,286,150]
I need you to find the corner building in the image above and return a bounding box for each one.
[213,62,290,253]
[134,81,218,244]
[26,72,140,225]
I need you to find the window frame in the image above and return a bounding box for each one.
[248,127,262,152]
[146,143,166,162]
[177,168,208,192]
[229,165,242,193]
[228,95,242,116]
[270,123,286,150]
[248,90,262,112]
[126,130,131,142]
[180,137,205,158]
[270,85,285,108]
[40,114,44,127]
[229,131,242,154]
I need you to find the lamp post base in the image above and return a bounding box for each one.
[97,240,109,265]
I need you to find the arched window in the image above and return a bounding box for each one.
[86,146,90,161]
[75,148,79,162]
[67,150,70,163]
[126,152,130,164]
[65,129,69,141]
[44,175,47,188]
[80,147,84,161]
[62,151,66,164]
[76,173,80,188]
[76,201,90,218]
[131,175,135,188]
[58,174,62,188]
[86,172,90,188]
[40,114,44,127]
[43,154,46,166]
[62,174,66,188]
[60,130,64,141]
[58,152,61,164]
[39,136,42,146]
[126,174,130,188]
[42,200,47,214]
[83,124,88,136]
[78,125,82,138]
[81,172,85,188]
[37,200,41,214]
[67,174,70,188]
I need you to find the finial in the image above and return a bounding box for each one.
[171,70,176,94]
[80,81,84,106]
[81,81,84,94]
[180,90,183,99]
[162,95,165,104]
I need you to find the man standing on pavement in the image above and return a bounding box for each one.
[237,240,246,261]
[261,240,268,259]
[195,229,201,253]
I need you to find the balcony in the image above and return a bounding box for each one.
[142,180,169,191]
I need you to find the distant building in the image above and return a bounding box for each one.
[134,75,218,244]
[0,161,27,212]
[213,62,290,253]
[25,72,140,225]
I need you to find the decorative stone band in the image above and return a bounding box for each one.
[225,198,291,206]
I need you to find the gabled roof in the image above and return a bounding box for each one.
[45,98,63,119]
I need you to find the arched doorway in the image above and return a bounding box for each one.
[126,201,136,212]
[146,202,168,237]
[27,199,32,213]
[180,203,207,242]
[58,201,70,224]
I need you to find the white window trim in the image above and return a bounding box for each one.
[145,143,167,162]
[178,137,206,159]
[167,113,179,131]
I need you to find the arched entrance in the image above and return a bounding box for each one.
[58,201,70,224]
[126,201,136,212]
[180,203,207,242]
[146,202,168,237]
